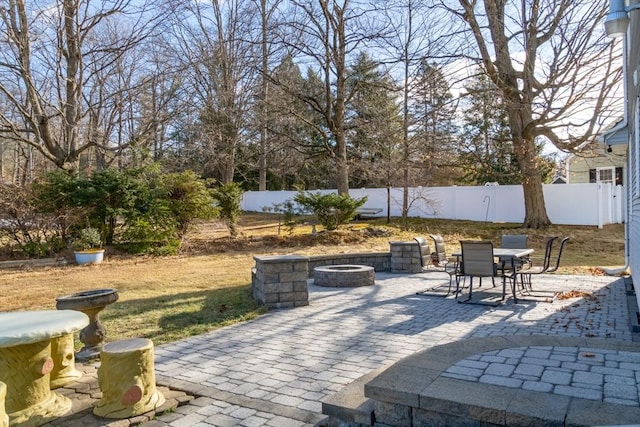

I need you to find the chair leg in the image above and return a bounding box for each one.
[454,274,467,299]
[510,274,518,303]
[458,277,473,303]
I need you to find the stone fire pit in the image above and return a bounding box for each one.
[313,265,375,287]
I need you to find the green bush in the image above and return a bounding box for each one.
[32,165,218,255]
[71,227,103,251]
[18,237,66,258]
[268,200,307,235]
[293,192,366,230]
[158,171,218,237]
[212,183,243,238]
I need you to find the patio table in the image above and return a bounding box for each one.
[0,310,88,427]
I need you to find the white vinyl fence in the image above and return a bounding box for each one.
[241,183,625,228]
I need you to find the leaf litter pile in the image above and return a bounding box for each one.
[555,290,593,300]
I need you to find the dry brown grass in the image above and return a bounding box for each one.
[0,213,625,344]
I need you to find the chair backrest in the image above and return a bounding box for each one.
[501,234,528,249]
[460,241,495,277]
[541,236,558,271]
[546,237,570,273]
[429,234,447,265]
[413,237,430,267]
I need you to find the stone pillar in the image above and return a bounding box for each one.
[93,338,165,419]
[252,255,309,309]
[50,333,83,389]
[390,241,422,273]
[0,382,8,427]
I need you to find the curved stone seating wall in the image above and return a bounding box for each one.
[308,253,391,274]
[251,242,420,309]
[322,336,640,427]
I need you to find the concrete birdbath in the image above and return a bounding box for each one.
[56,288,119,361]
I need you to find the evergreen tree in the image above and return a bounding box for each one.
[410,61,459,185]
[346,52,403,188]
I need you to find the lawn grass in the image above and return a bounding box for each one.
[0,213,625,345]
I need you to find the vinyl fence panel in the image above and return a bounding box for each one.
[241,183,622,227]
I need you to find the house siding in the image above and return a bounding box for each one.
[627,6,640,312]
[568,145,627,184]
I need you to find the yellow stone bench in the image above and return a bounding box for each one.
[93,338,165,418]
[0,310,88,427]
[0,381,8,427]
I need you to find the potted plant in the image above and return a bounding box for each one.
[72,227,105,265]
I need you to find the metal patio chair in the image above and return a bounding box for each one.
[546,237,570,273]
[414,236,459,297]
[519,236,558,291]
[458,240,510,305]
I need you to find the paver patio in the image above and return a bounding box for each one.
[138,271,634,426]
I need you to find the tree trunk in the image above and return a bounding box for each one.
[258,0,269,191]
[335,131,349,194]
[522,175,550,229]
[507,100,550,228]
[517,136,551,228]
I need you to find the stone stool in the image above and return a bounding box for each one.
[93,338,165,418]
[0,382,8,427]
[50,333,83,389]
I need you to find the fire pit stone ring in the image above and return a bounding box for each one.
[313,265,375,287]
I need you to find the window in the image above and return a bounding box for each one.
[589,167,616,184]
[598,168,614,184]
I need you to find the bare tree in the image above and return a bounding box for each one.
[281,0,385,195]
[0,0,162,173]
[166,0,258,183]
[442,0,622,228]
[380,0,456,218]
[252,0,284,190]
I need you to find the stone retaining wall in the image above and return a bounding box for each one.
[251,241,420,309]
[308,253,390,275]
[390,241,423,273]
[252,255,309,310]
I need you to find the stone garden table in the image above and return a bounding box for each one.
[0,310,88,427]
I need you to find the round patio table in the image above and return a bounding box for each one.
[0,310,88,427]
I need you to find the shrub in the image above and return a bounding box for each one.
[18,237,65,258]
[71,227,103,251]
[268,200,307,235]
[212,183,243,238]
[32,165,218,255]
[0,182,66,257]
[293,192,367,230]
[158,171,218,238]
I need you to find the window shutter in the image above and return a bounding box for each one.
[589,169,596,183]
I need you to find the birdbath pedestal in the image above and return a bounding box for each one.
[56,288,119,361]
